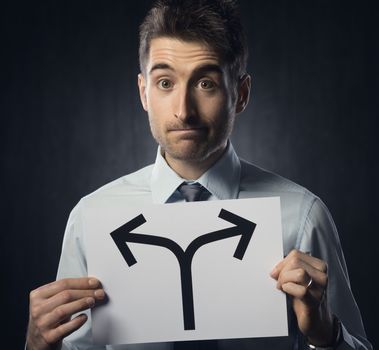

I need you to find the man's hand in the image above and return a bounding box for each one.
[270,250,335,347]
[26,277,105,350]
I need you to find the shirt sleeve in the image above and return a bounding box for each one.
[56,200,106,350]
[298,197,372,350]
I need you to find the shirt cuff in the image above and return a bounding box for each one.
[335,323,359,349]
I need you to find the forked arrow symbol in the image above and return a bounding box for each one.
[110,209,256,330]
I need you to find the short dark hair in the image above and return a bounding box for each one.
[139,0,248,84]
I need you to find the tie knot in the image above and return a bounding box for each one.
[178,182,208,202]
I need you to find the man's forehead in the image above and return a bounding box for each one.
[146,37,222,73]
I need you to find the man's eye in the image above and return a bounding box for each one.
[158,79,173,89]
[198,80,215,90]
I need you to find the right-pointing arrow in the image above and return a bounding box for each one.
[218,208,256,260]
[185,209,256,262]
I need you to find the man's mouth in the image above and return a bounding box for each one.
[170,127,204,131]
[168,123,207,131]
[169,126,207,131]
[168,127,207,138]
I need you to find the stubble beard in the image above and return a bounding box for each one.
[162,140,213,162]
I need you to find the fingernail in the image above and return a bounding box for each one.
[89,279,98,287]
[95,289,105,299]
[87,297,95,307]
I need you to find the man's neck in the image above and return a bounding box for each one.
[163,146,226,180]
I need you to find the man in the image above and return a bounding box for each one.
[26,1,371,349]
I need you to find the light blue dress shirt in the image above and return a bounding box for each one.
[57,143,371,350]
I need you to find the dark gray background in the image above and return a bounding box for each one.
[1,1,377,348]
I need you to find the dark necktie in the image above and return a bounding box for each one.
[178,182,208,202]
[174,182,217,350]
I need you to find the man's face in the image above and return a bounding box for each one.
[138,37,244,165]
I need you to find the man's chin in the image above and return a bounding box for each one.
[165,151,207,162]
[162,144,210,162]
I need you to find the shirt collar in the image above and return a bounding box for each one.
[150,142,241,203]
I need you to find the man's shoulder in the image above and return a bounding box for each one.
[82,163,154,201]
[63,164,154,235]
[239,158,316,201]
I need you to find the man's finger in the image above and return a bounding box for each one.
[282,280,326,306]
[43,313,88,345]
[271,250,327,278]
[276,265,328,290]
[39,297,96,329]
[276,268,311,288]
[33,288,105,316]
[31,278,101,300]
[281,282,310,299]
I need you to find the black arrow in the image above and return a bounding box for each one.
[110,208,256,330]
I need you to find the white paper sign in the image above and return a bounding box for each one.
[83,197,287,345]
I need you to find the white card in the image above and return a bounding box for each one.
[82,197,287,345]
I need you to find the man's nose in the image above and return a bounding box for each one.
[174,85,196,122]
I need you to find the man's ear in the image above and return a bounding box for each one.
[138,73,148,111]
[235,74,251,114]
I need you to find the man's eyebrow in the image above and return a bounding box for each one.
[148,63,223,75]
[194,64,223,75]
[149,63,174,74]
